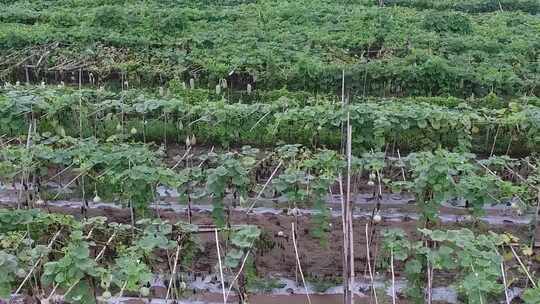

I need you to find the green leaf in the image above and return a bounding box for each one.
[430,230,447,242]
[405,259,422,275]
[66,280,96,304]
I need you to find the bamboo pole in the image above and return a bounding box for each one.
[510,245,537,288]
[225,243,254,302]
[391,247,397,304]
[215,229,227,304]
[365,223,378,304]
[500,260,510,304]
[339,175,349,302]
[166,239,182,301]
[346,110,355,304]
[532,188,540,248]
[246,161,283,213]
[11,228,63,301]
[292,223,312,304]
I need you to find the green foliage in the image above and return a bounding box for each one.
[420,229,505,303]
[91,5,128,29]
[0,208,228,300]
[42,230,103,303]
[381,228,510,304]
[399,150,475,222]
[423,11,472,34]
[1,87,539,154]
[0,251,18,298]
[224,225,261,268]
[395,149,524,223]
[0,1,538,96]
[135,219,176,252]
[206,147,257,226]
[523,285,540,304]
[380,229,426,301]
[387,0,540,14]
[109,252,152,293]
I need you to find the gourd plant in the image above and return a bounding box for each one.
[101,251,153,300]
[302,150,344,244]
[174,166,206,224]
[419,229,505,304]
[174,221,204,268]
[72,140,182,216]
[271,145,346,243]
[3,87,540,154]
[272,145,311,208]
[0,134,72,206]
[523,286,540,304]
[41,228,104,303]
[107,163,179,215]
[224,225,261,269]
[395,149,522,225]
[101,219,176,300]
[380,229,427,302]
[223,225,262,301]
[381,228,509,304]
[456,172,521,218]
[396,149,476,225]
[0,251,18,298]
[0,208,262,302]
[0,229,55,298]
[354,151,387,199]
[206,146,258,227]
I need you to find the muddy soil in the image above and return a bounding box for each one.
[0,195,535,280]
[1,193,536,304]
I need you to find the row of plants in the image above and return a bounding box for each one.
[380,227,540,304]
[0,134,342,235]
[0,206,538,304]
[385,0,540,13]
[4,84,540,108]
[1,133,538,241]
[0,1,538,96]
[1,86,539,154]
[0,139,539,303]
[0,207,261,303]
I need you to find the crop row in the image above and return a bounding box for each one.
[1,86,539,154]
[1,135,537,228]
[0,207,260,303]
[0,1,538,96]
[385,0,540,13]
[0,206,539,303]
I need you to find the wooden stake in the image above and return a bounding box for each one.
[339,176,349,302]
[397,149,406,182]
[11,229,62,300]
[532,188,540,248]
[427,258,432,304]
[365,223,378,304]
[346,110,355,304]
[47,226,107,301]
[500,259,510,304]
[246,161,283,213]
[166,239,182,301]
[215,229,227,304]
[114,281,128,304]
[489,124,500,157]
[291,223,312,304]
[340,68,356,304]
[391,247,397,304]
[510,245,537,288]
[225,244,253,302]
